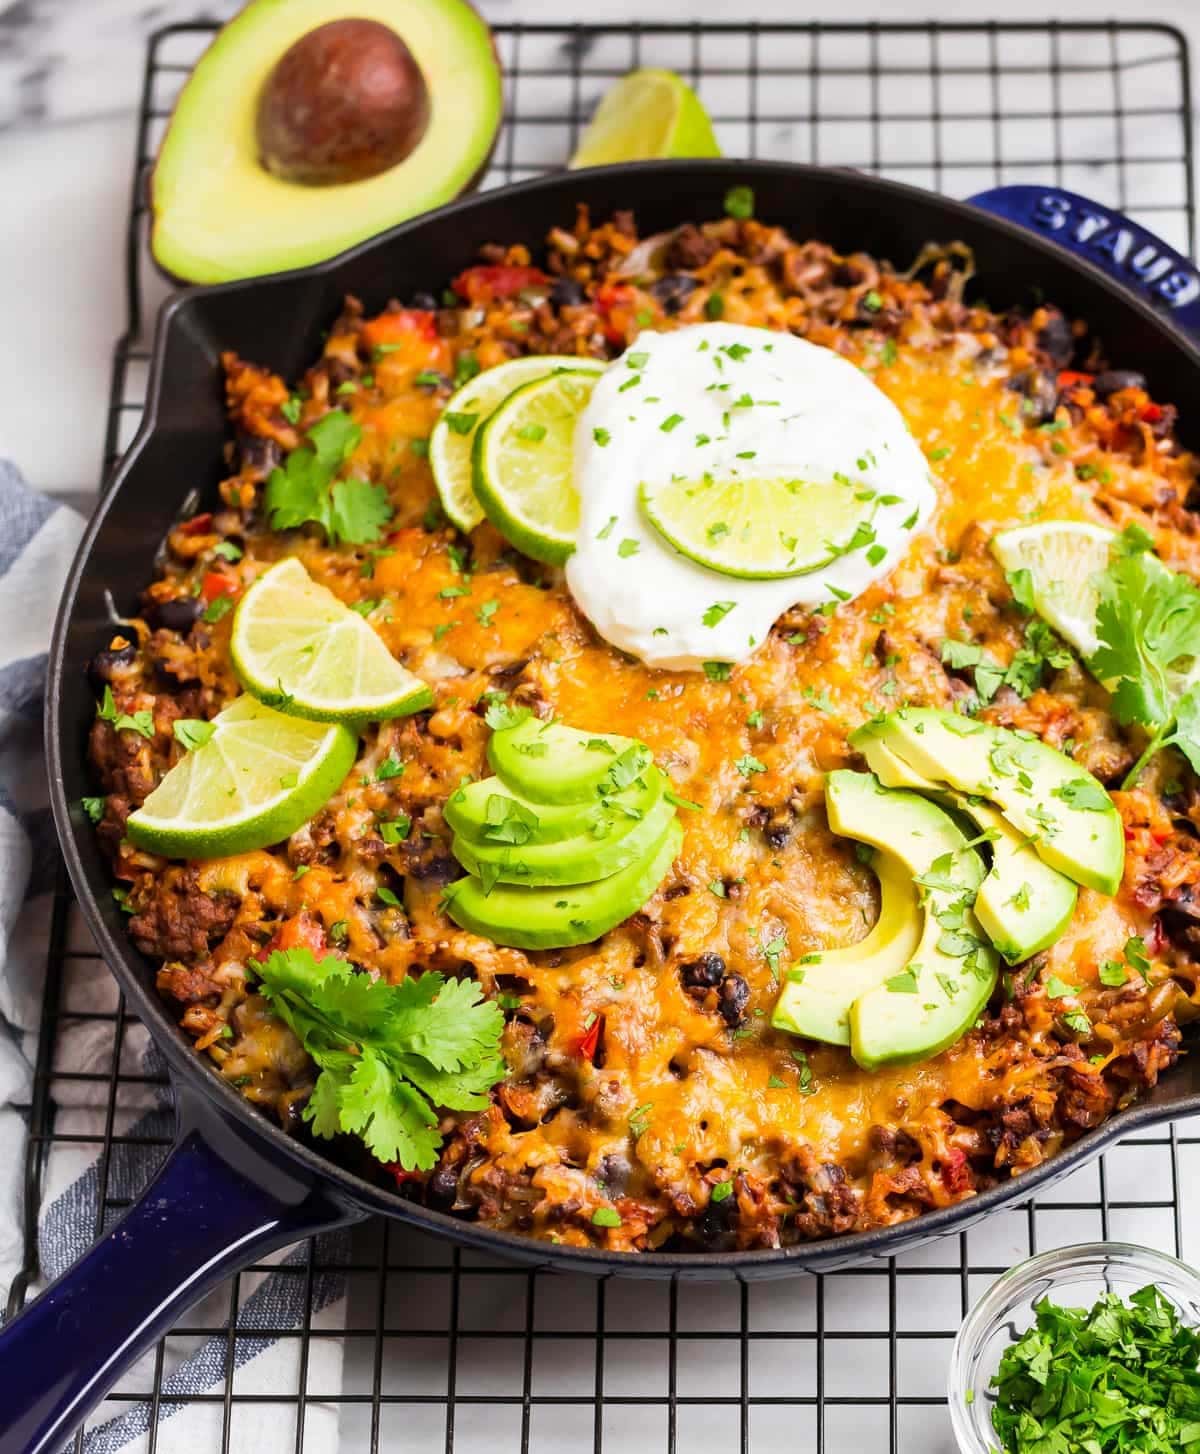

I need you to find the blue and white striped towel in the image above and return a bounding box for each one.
[0,461,351,1453]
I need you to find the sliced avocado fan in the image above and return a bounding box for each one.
[442,712,683,948]
[772,771,998,1072]
[853,722,1078,964]
[849,708,1124,896]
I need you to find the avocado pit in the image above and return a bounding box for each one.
[256,18,431,186]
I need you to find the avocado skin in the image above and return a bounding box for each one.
[823,771,998,1072]
[771,849,921,1046]
[854,725,1078,964]
[850,708,1124,896]
[452,792,675,887]
[444,817,683,950]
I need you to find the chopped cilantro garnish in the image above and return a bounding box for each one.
[702,601,736,628]
[723,184,754,220]
[617,538,640,558]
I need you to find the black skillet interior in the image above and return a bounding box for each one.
[48,159,1200,1278]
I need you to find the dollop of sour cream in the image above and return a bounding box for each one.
[566,323,936,670]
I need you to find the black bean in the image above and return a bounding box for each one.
[148,595,204,633]
[1008,367,1058,424]
[87,641,137,689]
[238,433,282,480]
[550,276,586,308]
[410,291,439,312]
[680,953,726,995]
[649,273,699,314]
[718,974,750,1027]
[1035,313,1075,366]
[1092,369,1147,399]
[426,1166,459,1206]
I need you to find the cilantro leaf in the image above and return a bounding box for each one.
[264,412,393,546]
[96,685,154,740]
[1089,550,1200,786]
[252,948,505,1171]
[173,718,215,751]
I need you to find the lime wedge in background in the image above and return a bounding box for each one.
[569,69,721,167]
[430,356,604,532]
[126,694,356,860]
[230,558,432,725]
[639,475,873,580]
[991,521,1117,659]
[472,369,602,564]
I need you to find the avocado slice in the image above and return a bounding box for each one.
[851,708,1124,896]
[452,792,676,888]
[443,817,683,950]
[854,727,1078,964]
[771,849,922,1046]
[488,718,652,806]
[823,771,998,1071]
[151,0,503,283]
[444,769,660,847]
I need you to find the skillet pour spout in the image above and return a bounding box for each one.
[7,161,1200,1450]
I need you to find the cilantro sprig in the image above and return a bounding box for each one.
[1089,546,1200,788]
[990,1283,1200,1454]
[263,412,393,547]
[252,948,505,1171]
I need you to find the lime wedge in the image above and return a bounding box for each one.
[127,694,356,860]
[431,356,604,532]
[991,521,1117,659]
[472,370,602,565]
[639,475,874,580]
[569,69,721,167]
[230,558,432,726]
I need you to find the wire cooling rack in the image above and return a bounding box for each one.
[13,18,1200,1454]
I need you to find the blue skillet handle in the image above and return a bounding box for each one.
[0,1092,360,1454]
[968,184,1200,340]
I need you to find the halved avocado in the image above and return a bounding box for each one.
[771,849,922,1047]
[152,0,502,284]
[443,817,683,950]
[854,725,1078,964]
[452,791,675,888]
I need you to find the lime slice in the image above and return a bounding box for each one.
[126,695,356,860]
[991,521,1117,659]
[431,356,604,532]
[472,370,602,565]
[230,558,432,726]
[639,475,873,580]
[569,69,721,167]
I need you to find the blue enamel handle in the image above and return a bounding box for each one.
[0,1096,359,1454]
[969,184,1200,338]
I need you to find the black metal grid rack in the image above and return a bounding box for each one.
[11,18,1200,1454]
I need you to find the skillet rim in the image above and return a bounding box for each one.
[46,158,1200,1273]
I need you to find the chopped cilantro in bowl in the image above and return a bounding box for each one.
[949,1243,1200,1454]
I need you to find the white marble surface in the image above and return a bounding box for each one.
[1,0,1198,497]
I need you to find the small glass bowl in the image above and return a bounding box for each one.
[949,1241,1200,1454]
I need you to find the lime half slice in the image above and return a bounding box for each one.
[431,356,604,532]
[991,521,1116,658]
[639,475,873,580]
[569,69,721,167]
[231,558,432,726]
[126,694,356,860]
[472,370,602,565]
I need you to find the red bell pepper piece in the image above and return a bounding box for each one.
[451,265,549,304]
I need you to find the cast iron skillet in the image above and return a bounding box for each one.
[4,160,1200,1453]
